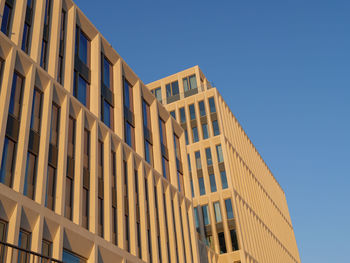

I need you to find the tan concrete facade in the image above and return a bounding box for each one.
[0,0,200,262]
[147,66,301,263]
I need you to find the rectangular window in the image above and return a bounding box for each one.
[101,55,114,129]
[74,27,90,107]
[0,137,16,186]
[63,250,86,263]
[194,151,201,170]
[18,229,31,262]
[214,202,222,223]
[189,104,196,120]
[0,220,7,261]
[82,129,90,229]
[198,177,205,196]
[162,157,169,179]
[65,117,75,220]
[221,171,228,189]
[49,103,60,146]
[218,232,227,254]
[9,72,24,120]
[202,123,209,140]
[230,229,239,251]
[46,165,56,210]
[193,206,199,231]
[225,199,234,219]
[173,133,181,169]
[170,110,175,119]
[30,88,43,133]
[111,151,117,245]
[1,2,13,36]
[202,205,210,226]
[205,147,212,166]
[199,101,206,116]
[208,97,216,113]
[42,239,52,259]
[143,100,153,165]
[22,0,34,53]
[57,9,66,84]
[40,0,52,69]
[166,81,179,97]
[179,107,186,123]
[24,152,37,199]
[184,129,189,145]
[192,126,199,143]
[183,75,197,91]
[216,144,224,163]
[212,120,220,136]
[124,79,135,149]
[209,174,217,193]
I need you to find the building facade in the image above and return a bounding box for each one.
[0,0,300,262]
[147,66,301,263]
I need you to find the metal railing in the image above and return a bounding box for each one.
[0,240,63,263]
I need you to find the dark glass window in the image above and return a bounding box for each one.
[202,205,210,225]
[166,81,179,97]
[143,100,153,165]
[212,120,220,136]
[179,107,186,123]
[24,152,37,199]
[42,240,52,260]
[73,73,90,108]
[125,122,134,148]
[57,9,66,84]
[193,206,199,231]
[65,117,75,220]
[208,97,216,113]
[49,104,60,146]
[123,79,133,110]
[77,29,89,65]
[9,72,24,119]
[162,157,169,179]
[199,101,206,116]
[30,88,43,133]
[46,165,56,210]
[184,129,189,145]
[124,79,134,148]
[202,123,209,139]
[198,177,205,196]
[189,104,196,120]
[192,126,199,143]
[102,56,112,88]
[1,3,13,36]
[170,110,175,119]
[209,174,217,193]
[62,250,86,263]
[22,23,31,53]
[18,229,31,262]
[225,199,234,219]
[0,220,7,261]
[218,232,227,254]
[101,56,113,129]
[82,129,90,229]
[40,0,52,69]
[0,137,16,186]
[230,229,239,251]
[221,171,228,189]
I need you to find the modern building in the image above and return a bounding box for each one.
[147,66,301,263]
[0,0,300,262]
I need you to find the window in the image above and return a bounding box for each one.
[195,151,201,170]
[183,75,197,91]
[218,232,227,254]
[57,9,66,84]
[0,138,16,186]
[0,220,6,261]
[18,229,31,263]
[24,152,37,199]
[82,129,90,229]
[166,81,179,97]
[187,154,192,172]
[30,88,43,133]
[193,206,199,231]
[74,27,90,107]
[143,100,153,165]
[199,101,206,116]
[209,174,217,193]
[1,2,13,36]
[214,202,222,223]
[202,205,210,225]
[208,97,216,113]
[111,151,117,245]
[179,107,186,123]
[192,126,199,143]
[49,103,60,146]
[212,120,220,136]
[65,117,75,220]
[40,0,52,69]
[9,72,24,119]
[184,129,189,145]
[221,171,228,189]
[101,55,114,129]
[22,0,34,53]
[153,87,162,102]
[42,239,52,259]
[202,123,209,139]
[189,104,196,120]
[230,229,239,251]
[46,165,56,210]
[216,144,224,163]
[198,177,205,196]
[205,147,212,166]
[124,79,134,148]
[225,199,234,219]
[62,250,86,263]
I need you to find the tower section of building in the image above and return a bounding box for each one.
[147,66,301,263]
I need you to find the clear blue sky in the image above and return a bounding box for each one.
[75,0,350,262]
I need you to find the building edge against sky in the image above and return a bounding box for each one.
[0,0,300,262]
[147,65,301,263]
